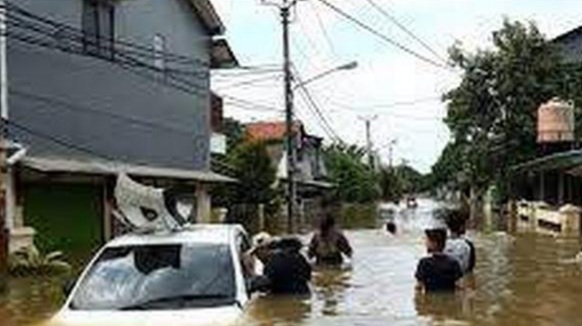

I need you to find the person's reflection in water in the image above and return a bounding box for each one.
[414,290,472,323]
[312,266,352,317]
[243,295,312,325]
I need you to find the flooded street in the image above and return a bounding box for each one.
[2,199,582,326]
[244,199,582,326]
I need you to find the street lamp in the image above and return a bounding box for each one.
[293,61,358,90]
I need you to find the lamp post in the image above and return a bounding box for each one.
[288,61,357,233]
[293,61,358,90]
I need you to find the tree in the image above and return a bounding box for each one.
[228,141,276,204]
[441,19,567,202]
[222,117,245,153]
[323,144,380,203]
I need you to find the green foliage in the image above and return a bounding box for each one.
[9,246,71,277]
[323,144,380,203]
[435,19,582,201]
[223,117,245,153]
[228,141,277,204]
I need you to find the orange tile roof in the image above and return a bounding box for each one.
[245,121,302,142]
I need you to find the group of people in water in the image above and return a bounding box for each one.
[243,206,475,295]
[416,208,476,292]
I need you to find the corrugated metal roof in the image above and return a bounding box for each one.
[245,121,303,142]
[22,156,236,183]
[511,150,582,174]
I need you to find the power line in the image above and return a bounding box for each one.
[315,0,450,70]
[5,118,115,161]
[214,73,283,90]
[309,0,337,57]
[292,67,343,143]
[219,94,283,112]
[9,88,210,138]
[330,96,441,110]
[364,0,446,63]
[4,2,211,69]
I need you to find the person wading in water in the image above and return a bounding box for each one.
[308,213,353,266]
[415,227,463,292]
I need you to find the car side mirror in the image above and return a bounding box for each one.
[62,278,76,297]
[247,275,270,294]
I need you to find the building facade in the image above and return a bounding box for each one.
[4,0,236,255]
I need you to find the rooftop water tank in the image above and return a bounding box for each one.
[537,98,575,143]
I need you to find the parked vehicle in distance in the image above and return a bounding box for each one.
[46,224,256,326]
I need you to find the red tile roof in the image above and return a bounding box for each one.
[245,121,302,142]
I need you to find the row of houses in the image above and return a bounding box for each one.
[0,0,332,257]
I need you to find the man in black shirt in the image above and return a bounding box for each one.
[415,228,462,292]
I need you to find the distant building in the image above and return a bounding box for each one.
[553,26,582,64]
[244,121,333,225]
[4,0,237,255]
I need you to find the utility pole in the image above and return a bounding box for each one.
[388,140,396,169]
[0,0,8,288]
[263,0,297,233]
[359,115,377,169]
[282,0,296,234]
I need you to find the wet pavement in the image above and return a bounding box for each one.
[3,199,582,326]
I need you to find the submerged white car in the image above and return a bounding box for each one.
[47,224,255,326]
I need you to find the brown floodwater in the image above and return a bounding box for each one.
[3,199,582,326]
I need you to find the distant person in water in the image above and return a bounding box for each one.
[386,221,397,235]
[443,209,475,274]
[415,227,463,292]
[308,213,353,266]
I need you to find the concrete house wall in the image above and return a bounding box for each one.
[4,0,222,254]
[7,0,212,170]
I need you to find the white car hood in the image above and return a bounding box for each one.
[44,306,242,326]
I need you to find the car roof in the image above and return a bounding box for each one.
[105,224,246,247]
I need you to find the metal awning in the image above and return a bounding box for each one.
[511,149,582,174]
[21,156,236,183]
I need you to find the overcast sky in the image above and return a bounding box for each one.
[210,0,582,173]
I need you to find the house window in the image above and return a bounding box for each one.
[153,34,166,71]
[82,0,115,59]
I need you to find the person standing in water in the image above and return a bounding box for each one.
[308,213,353,266]
[263,237,312,295]
[443,209,475,274]
[415,227,463,292]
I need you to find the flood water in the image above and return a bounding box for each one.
[3,198,582,326]
[243,199,582,326]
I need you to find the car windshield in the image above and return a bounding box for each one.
[70,243,236,311]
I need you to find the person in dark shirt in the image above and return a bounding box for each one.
[308,213,353,266]
[263,237,312,295]
[415,228,462,292]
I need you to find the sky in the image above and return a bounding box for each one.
[210,0,582,173]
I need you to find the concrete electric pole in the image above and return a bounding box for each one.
[359,115,377,169]
[262,0,298,233]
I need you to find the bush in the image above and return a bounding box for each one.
[9,246,71,277]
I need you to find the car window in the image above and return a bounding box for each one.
[70,243,235,311]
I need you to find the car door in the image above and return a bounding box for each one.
[235,231,253,306]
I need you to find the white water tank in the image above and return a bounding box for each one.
[537,98,575,143]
